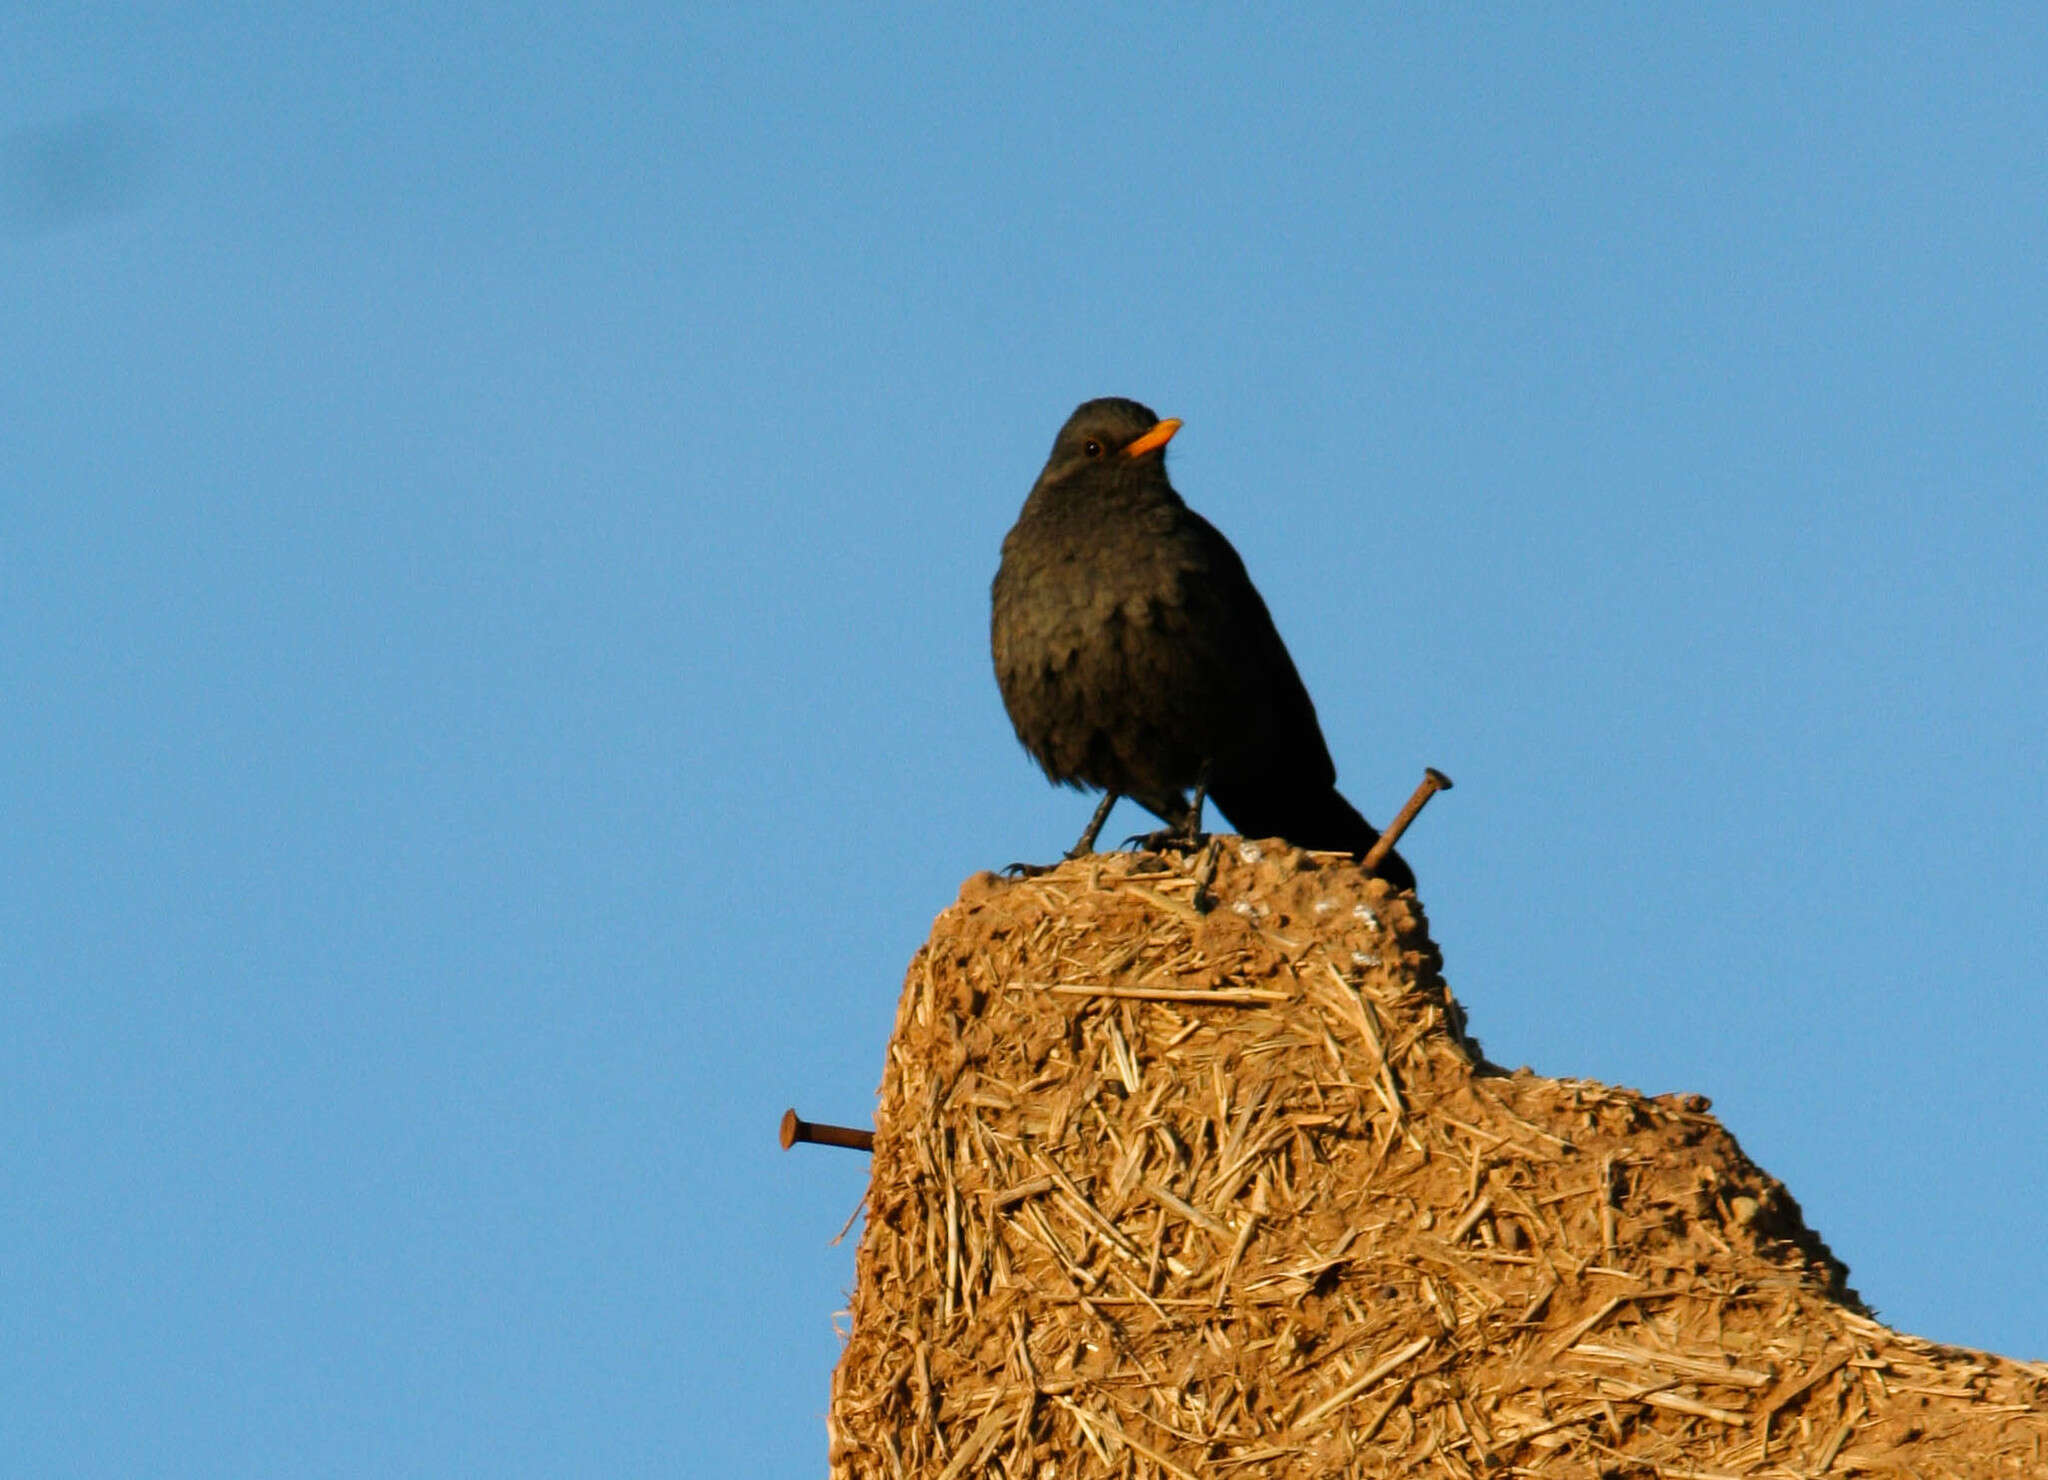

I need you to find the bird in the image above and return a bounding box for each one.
[991,397,1415,890]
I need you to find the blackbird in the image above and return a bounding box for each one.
[991,397,1414,890]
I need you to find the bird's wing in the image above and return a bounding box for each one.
[1141,508,1339,788]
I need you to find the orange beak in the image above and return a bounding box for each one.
[1121,417,1182,459]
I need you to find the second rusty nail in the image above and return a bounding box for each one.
[1362,767,1453,875]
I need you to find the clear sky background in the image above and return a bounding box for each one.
[5,8,2043,1475]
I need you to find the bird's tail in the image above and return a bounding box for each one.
[1209,778,1416,892]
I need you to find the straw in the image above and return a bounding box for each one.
[829,845,2048,1477]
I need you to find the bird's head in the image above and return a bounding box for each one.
[1036,398,1183,490]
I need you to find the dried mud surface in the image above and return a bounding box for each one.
[830,843,2047,1477]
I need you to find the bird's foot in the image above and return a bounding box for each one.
[1004,840,1102,877]
[1121,768,1210,858]
[1122,826,1208,856]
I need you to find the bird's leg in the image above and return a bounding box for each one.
[1067,791,1120,858]
[1125,766,1212,854]
[1182,761,1211,844]
[1003,790,1121,877]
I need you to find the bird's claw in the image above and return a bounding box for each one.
[1123,827,1208,856]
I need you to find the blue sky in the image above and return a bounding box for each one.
[5,7,2043,1475]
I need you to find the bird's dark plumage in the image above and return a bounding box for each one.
[991,397,1414,890]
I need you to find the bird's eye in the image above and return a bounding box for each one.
[1083,440,1103,458]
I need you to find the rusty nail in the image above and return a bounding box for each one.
[1362,767,1454,874]
[780,1107,875,1153]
